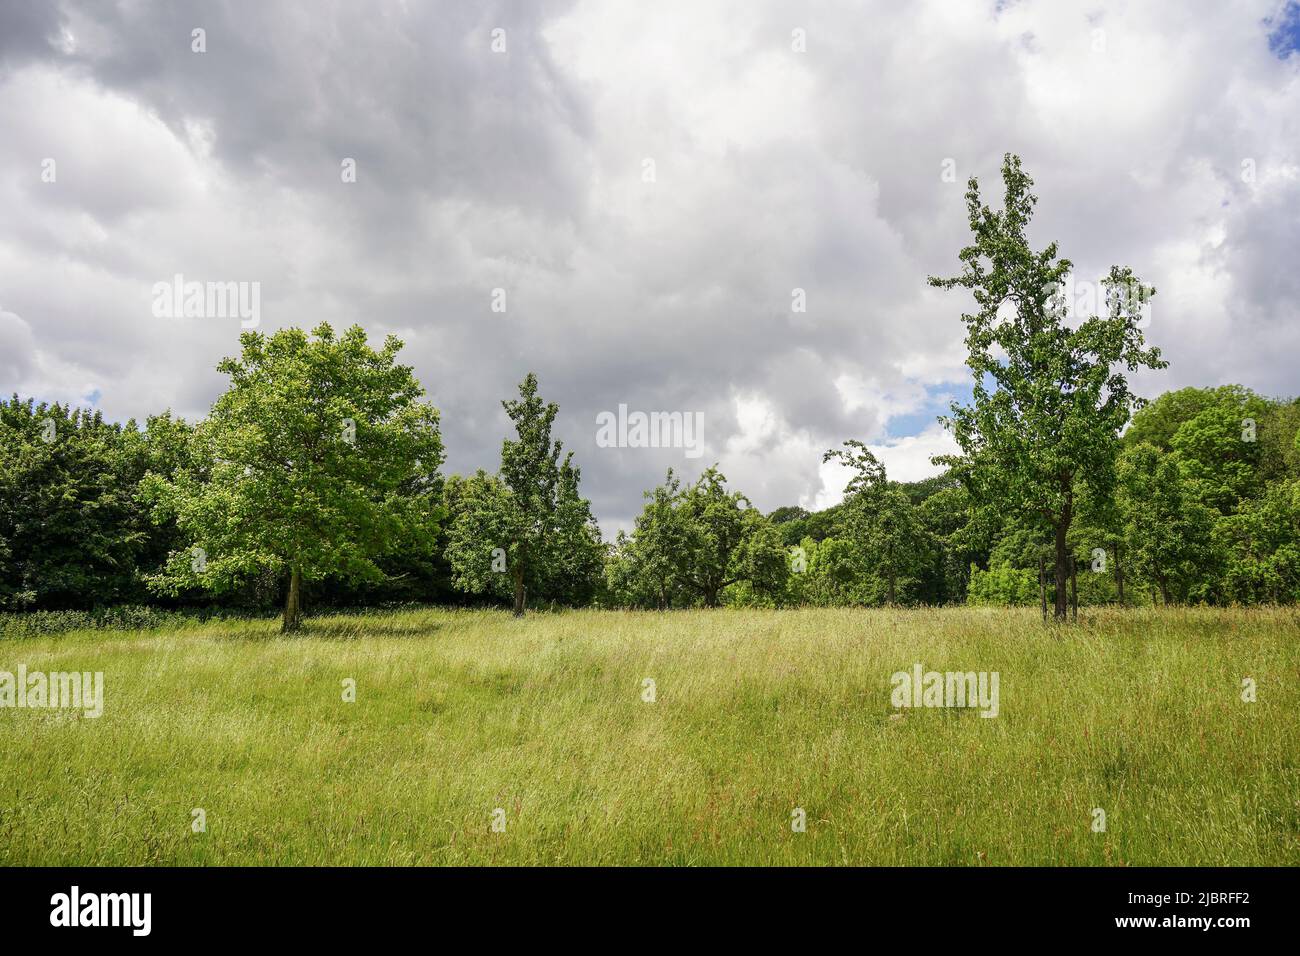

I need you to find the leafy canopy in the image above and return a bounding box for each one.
[142,323,444,609]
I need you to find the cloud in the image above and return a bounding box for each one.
[1,0,1297,531]
[0,309,100,406]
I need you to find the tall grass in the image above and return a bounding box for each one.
[1,606,1296,865]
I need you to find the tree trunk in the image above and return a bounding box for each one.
[1053,521,1069,620]
[1114,543,1125,604]
[887,567,896,605]
[282,565,302,633]
[512,564,525,617]
[1159,578,1171,607]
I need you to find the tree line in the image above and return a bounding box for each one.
[5,362,1296,624]
[2,156,1297,625]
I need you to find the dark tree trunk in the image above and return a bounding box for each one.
[282,565,303,633]
[1053,521,1069,620]
[512,564,525,617]
[1114,543,1125,604]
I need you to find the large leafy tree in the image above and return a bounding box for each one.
[141,323,444,631]
[929,154,1166,619]
[446,374,602,615]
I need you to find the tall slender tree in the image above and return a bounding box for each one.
[929,154,1166,619]
[446,374,602,616]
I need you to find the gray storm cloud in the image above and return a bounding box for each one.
[1,0,1297,532]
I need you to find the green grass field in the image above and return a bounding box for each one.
[1,607,1297,865]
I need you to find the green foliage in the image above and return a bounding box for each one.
[1123,386,1247,451]
[444,470,518,602]
[1168,389,1270,513]
[917,483,976,603]
[0,396,168,609]
[445,374,603,613]
[768,502,842,547]
[1214,478,1300,604]
[3,305,1299,617]
[605,467,787,608]
[1115,443,1216,604]
[966,562,1038,606]
[823,441,933,604]
[140,324,444,630]
[783,535,870,606]
[929,153,1166,617]
[1259,398,1300,482]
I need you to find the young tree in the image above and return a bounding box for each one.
[929,154,1166,619]
[675,467,786,607]
[446,374,602,616]
[604,472,690,609]
[610,467,786,608]
[141,324,444,631]
[824,440,930,604]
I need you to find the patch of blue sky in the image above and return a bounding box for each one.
[884,381,975,439]
[1266,2,1300,59]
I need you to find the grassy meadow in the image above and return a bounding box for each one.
[1,606,1297,866]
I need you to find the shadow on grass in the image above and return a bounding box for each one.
[203,618,445,642]
[302,619,445,641]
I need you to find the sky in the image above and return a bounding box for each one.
[2,0,1298,534]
